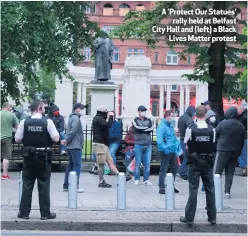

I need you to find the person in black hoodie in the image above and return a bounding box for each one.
[214,107,245,199]
[48,104,66,154]
[237,103,247,176]
[177,105,196,180]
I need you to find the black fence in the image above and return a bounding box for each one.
[11,125,159,164]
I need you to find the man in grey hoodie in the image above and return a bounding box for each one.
[61,103,85,193]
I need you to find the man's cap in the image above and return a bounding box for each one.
[137,105,147,112]
[97,105,108,112]
[73,103,87,110]
[201,101,211,106]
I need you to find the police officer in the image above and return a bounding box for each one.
[180,105,216,226]
[15,100,59,220]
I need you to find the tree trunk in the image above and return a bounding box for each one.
[208,1,226,121]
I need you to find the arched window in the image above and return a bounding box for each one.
[166,50,178,65]
[136,4,146,11]
[103,3,113,15]
[103,3,113,8]
[119,3,130,16]
[119,3,130,8]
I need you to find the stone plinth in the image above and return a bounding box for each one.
[86,83,119,116]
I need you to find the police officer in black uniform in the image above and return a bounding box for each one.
[15,100,59,220]
[180,105,216,226]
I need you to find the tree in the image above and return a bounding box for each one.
[113,1,247,119]
[1,1,106,104]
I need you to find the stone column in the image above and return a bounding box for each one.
[159,85,164,118]
[55,78,73,118]
[115,89,119,116]
[197,83,208,105]
[81,83,87,105]
[185,85,190,109]
[166,85,171,111]
[77,82,82,103]
[179,85,185,116]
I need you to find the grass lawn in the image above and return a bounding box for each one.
[82,140,92,156]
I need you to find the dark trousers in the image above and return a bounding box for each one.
[158,152,178,190]
[185,163,216,222]
[214,151,240,194]
[19,157,51,217]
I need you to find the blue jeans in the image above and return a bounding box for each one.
[59,132,66,152]
[238,139,247,168]
[179,140,188,178]
[125,149,135,169]
[134,144,152,182]
[158,152,178,190]
[109,143,120,165]
[63,149,82,189]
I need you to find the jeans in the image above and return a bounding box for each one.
[125,149,135,173]
[63,149,82,189]
[134,144,152,182]
[109,143,120,165]
[185,163,216,222]
[179,140,188,178]
[59,132,66,152]
[238,139,247,168]
[158,152,178,190]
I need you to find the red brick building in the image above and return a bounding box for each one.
[77,1,245,116]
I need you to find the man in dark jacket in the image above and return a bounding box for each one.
[177,105,196,180]
[92,105,119,188]
[48,104,66,155]
[132,105,153,186]
[214,107,245,198]
[61,103,85,193]
[237,103,247,176]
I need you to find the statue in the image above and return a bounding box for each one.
[94,37,114,82]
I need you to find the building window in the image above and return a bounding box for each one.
[103,3,113,16]
[136,4,146,11]
[187,55,191,64]
[166,50,178,65]
[102,25,119,34]
[85,4,91,13]
[171,85,178,91]
[154,52,159,63]
[92,4,96,13]
[119,3,130,16]
[83,47,91,61]
[128,48,144,57]
[113,48,120,62]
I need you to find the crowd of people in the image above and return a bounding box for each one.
[0,99,247,222]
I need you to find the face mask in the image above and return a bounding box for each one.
[209,116,216,123]
[140,111,146,117]
[53,111,60,117]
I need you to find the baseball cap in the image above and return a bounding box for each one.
[73,103,87,110]
[97,105,108,112]
[201,101,211,106]
[137,105,147,112]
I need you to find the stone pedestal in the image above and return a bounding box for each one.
[86,83,119,116]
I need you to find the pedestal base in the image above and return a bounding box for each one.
[86,83,119,116]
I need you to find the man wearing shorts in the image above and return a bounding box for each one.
[1,102,19,180]
[92,106,119,188]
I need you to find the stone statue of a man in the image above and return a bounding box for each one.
[94,37,114,81]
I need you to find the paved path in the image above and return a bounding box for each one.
[1,172,247,210]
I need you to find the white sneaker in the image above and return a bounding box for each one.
[143,180,153,186]
[77,188,84,193]
[225,193,231,199]
[134,180,140,186]
[61,150,67,155]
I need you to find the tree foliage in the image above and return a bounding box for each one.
[113,1,247,102]
[1,1,105,104]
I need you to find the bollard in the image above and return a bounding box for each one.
[117,173,126,210]
[214,174,224,211]
[68,171,78,209]
[166,173,175,210]
[18,171,23,206]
